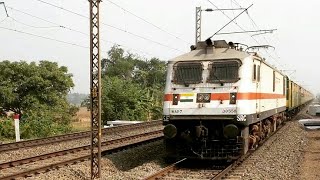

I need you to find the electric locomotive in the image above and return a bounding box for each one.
[162,39,313,161]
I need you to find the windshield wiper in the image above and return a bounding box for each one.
[212,73,224,86]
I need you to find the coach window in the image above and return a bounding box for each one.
[283,77,285,95]
[273,71,275,92]
[257,65,260,82]
[173,62,203,85]
[253,64,257,81]
[208,60,240,83]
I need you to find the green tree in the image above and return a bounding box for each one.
[102,45,136,80]
[0,60,74,138]
[0,60,74,115]
[101,77,149,123]
[100,45,166,122]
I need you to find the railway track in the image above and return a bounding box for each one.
[143,158,226,179]
[144,106,311,180]
[0,130,164,180]
[144,124,288,180]
[0,120,162,152]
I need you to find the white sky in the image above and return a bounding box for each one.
[0,0,319,94]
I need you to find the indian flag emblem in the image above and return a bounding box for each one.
[180,93,194,102]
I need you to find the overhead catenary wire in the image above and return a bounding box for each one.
[208,4,253,39]
[33,0,185,53]
[5,6,164,58]
[7,6,91,36]
[0,25,161,59]
[229,1,281,54]
[206,0,282,68]
[206,0,246,32]
[205,0,262,47]
[231,0,243,9]
[0,26,89,49]
[9,17,60,29]
[105,0,190,45]
[216,29,277,35]
[231,0,283,69]
[0,17,6,23]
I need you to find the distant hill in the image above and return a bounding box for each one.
[67,93,88,106]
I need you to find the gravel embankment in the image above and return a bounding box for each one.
[0,125,162,163]
[28,140,166,180]
[239,120,307,180]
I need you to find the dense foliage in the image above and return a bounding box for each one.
[100,45,166,123]
[0,60,74,139]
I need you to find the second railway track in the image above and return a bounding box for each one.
[0,130,164,180]
[0,120,162,152]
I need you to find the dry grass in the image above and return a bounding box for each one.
[71,107,91,132]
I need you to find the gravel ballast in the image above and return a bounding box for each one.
[0,125,162,163]
[28,140,166,180]
[27,120,309,180]
[2,115,315,179]
[239,120,307,179]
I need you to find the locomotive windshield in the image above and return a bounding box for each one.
[208,60,240,83]
[173,62,203,85]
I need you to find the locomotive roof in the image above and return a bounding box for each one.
[167,40,313,96]
[168,40,286,76]
[168,40,249,63]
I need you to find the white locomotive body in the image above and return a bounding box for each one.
[162,40,311,160]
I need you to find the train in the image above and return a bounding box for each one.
[162,39,313,161]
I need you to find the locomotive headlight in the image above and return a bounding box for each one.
[198,94,204,101]
[203,94,210,101]
[229,92,237,104]
[163,124,177,139]
[197,93,211,103]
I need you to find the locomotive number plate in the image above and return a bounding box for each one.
[222,109,237,114]
[171,109,182,113]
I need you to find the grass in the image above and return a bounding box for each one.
[71,107,91,132]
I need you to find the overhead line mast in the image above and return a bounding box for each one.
[89,0,102,179]
[195,6,247,45]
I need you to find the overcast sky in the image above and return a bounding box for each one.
[0,0,319,94]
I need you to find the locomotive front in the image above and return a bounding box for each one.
[163,40,250,160]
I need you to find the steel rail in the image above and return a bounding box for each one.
[0,120,161,152]
[0,130,163,179]
[211,123,288,179]
[212,105,312,179]
[143,158,187,180]
[0,130,163,170]
[144,106,311,180]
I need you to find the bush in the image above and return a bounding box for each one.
[19,109,72,139]
[0,118,15,139]
[0,106,73,140]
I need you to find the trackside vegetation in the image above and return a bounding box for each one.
[0,45,166,140]
[0,60,74,139]
[85,45,166,124]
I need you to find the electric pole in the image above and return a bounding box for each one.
[195,7,201,45]
[89,0,102,179]
[195,6,248,44]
